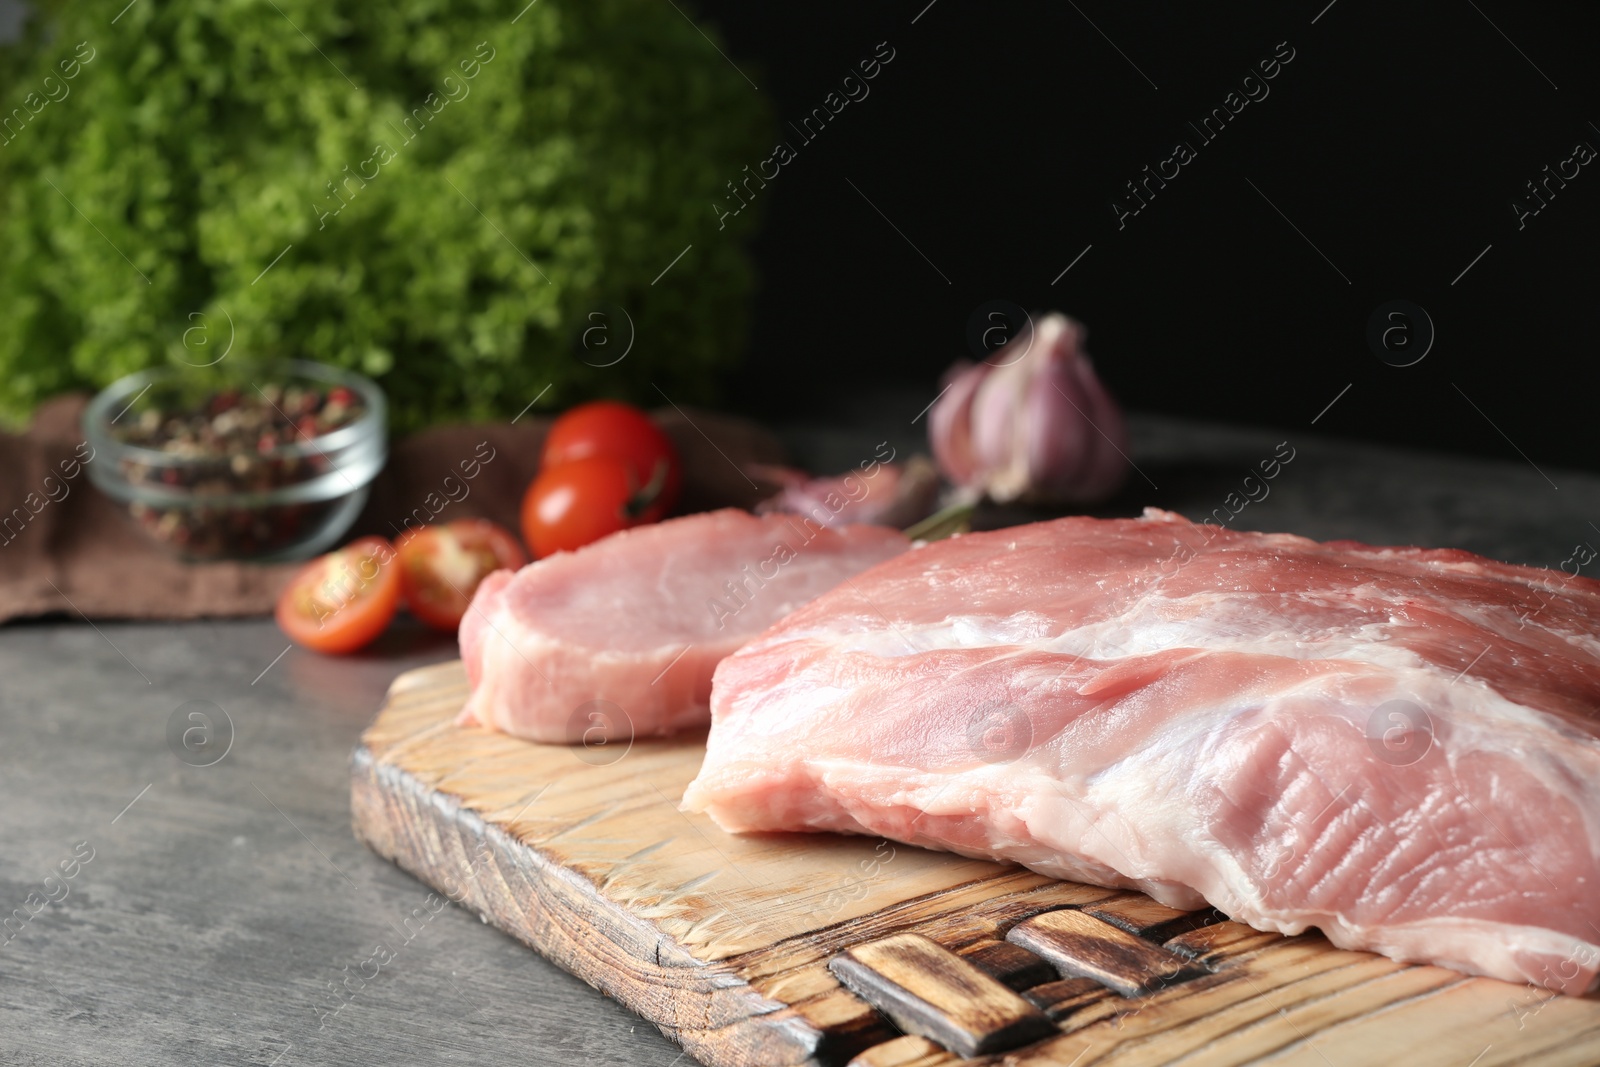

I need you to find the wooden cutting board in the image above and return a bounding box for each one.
[351,661,1600,1066]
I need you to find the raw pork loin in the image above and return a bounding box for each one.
[458,509,907,742]
[684,509,1600,992]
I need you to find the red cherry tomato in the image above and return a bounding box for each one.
[522,455,668,557]
[395,520,528,632]
[275,537,401,654]
[539,401,680,519]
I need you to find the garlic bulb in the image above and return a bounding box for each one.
[751,456,940,529]
[928,312,1129,504]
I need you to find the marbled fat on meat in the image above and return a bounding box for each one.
[684,509,1600,992]
[458,509,908,742]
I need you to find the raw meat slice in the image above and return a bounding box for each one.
[458,509,908,743]
[684,508,1600,992]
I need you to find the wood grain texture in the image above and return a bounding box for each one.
[848,1035,950,1067]
[829,933,1055,1057]
[1007,909,1206,997]
[1082,897,1223,943]
[351,660,1600,1066]
[956,939,1060,991]
[1162,921,1284,965]
[1023,978,1111,1022]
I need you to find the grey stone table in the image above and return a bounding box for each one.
[3,410,1596,1066]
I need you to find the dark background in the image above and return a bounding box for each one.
[0,0,1592,469]
[700,0,1596,470]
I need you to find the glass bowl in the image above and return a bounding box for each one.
[83,360,387,562]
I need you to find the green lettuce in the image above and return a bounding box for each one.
[0,0,769,430]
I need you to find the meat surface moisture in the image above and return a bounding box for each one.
[458,509,907,742]
[684,509,1600,992]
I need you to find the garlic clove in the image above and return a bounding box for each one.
[1020,330,1098,500]
[927,359,989,488]
[751,457,941,529]
[967,345,1042,502]
[926,311,1129,505]
[1065,348,1131,501]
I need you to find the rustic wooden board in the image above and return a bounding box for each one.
[351,661,1600,1066]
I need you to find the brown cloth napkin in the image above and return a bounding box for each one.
[0,393,785,623]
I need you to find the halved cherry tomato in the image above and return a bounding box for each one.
[275,536,401,654]
[539,401,681,520]
[521,455,665,557]
[396,519,528,632]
